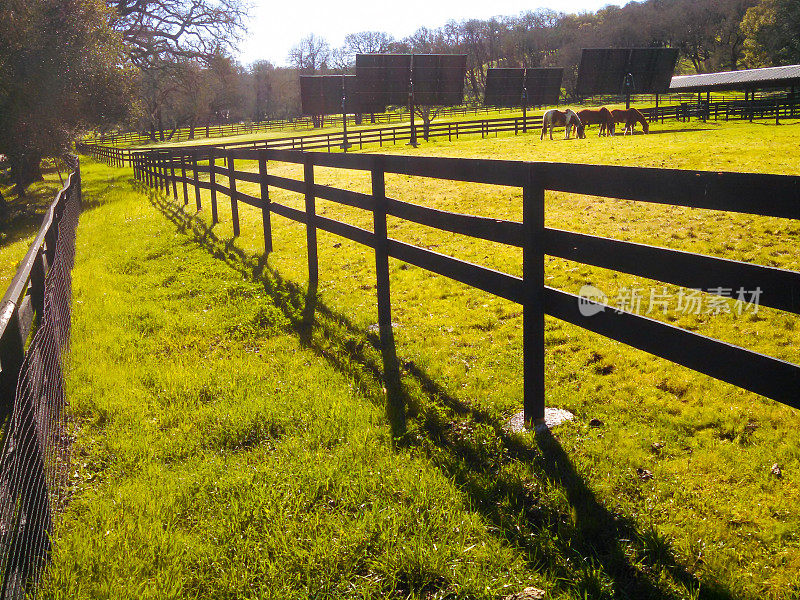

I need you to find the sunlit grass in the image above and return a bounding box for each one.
[0,165,70,290]
[46,118,800,599]
[165,117,800,598]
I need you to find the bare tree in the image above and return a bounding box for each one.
[288,34,331,73]
[344,31,395,55]
[108,0,247,66]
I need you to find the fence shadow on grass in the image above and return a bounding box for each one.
[144,184,734,600]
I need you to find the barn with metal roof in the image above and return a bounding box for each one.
[670,65,800,93]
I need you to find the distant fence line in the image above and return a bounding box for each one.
[88,104,529,147]
[124,145,800,430]
[85,91,784,148]
[0,159,81,598]
[81,95,800,169]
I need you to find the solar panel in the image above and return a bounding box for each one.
[484,68,525,107]
[484,68,563,107]
[412,54,467,106]
[627,48,679,93]
[300,75,357,116]
[525,68,563,105]
[576,48,678,96]
[355,54,411,112]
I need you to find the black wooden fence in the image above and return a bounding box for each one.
[129,146,800,426]
[82,95,800,169]
[0,159,81,598]
[87,104,525,147]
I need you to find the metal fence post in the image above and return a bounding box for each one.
[523,164,546,426]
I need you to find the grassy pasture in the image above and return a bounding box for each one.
[42,118,800,598]
[0,164,74,289]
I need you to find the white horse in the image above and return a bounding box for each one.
[541,109,586,140]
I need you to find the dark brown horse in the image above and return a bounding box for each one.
[576,108,615,136]
[611,108,650,134]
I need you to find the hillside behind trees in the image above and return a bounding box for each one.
[3,0,799,198]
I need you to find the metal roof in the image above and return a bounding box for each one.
[670,65,800,92]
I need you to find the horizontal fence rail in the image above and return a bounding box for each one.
[0,159,82,599]
[81,94,800,169]
[126,145,800,426]
[84,104,528,147]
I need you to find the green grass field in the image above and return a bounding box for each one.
[34,117,800,598]
[0,165,74,290]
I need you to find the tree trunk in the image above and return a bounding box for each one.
[10,152,43,197]
[0,188,8,220]
[158,109,165,141]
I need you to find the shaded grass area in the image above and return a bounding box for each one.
[42,161,542,599]
[146,118,800,598]
[0,166,70,289]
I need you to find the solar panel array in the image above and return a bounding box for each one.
[484,68,563,107]
[525,68,564,105]
[575,48,679,96]
[484,69,525,107]
[300,75,356,116]
[412,54,467,106]
[354,54,412,113]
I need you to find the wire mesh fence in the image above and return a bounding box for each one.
[0,160,81,599]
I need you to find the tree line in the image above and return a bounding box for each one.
[1,0,798,201]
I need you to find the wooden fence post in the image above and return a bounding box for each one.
[523,164,546,426]
[227,150,240,236]
[161,154,169,193]
[303,154,318,289]
[258,150,272,254]
[371,155,406,438]
[180,154,189,205]
[158,154,166,193]
[170,156,178,200]
[193,151,202,210]
[209,149,218,224]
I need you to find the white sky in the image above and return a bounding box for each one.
[238,0,625,67]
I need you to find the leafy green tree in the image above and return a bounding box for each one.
[741,0,800,66]
[0,0,132,200]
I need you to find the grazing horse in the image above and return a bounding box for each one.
[575,108,615,137]
[611,108,650,134]
[541,109,585,140]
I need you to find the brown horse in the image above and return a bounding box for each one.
[611,108,650,134]
[541,109,585,140]
[575,108,615,137]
